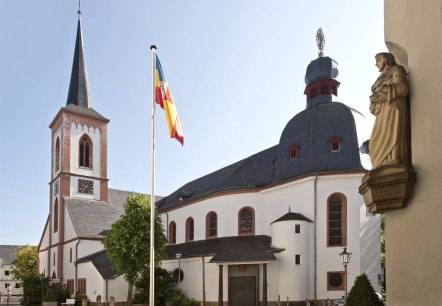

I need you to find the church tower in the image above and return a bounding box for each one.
[46,13,109,281]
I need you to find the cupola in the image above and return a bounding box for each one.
[303,28,340,108]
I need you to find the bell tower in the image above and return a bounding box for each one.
[46,11,109,281]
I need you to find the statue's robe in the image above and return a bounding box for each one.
[369,65,409,168]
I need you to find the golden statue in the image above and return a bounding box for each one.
[369,52,409,169]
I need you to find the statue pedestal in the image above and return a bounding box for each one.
[359,163,416,213]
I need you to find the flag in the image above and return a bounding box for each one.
[154,55,184,145]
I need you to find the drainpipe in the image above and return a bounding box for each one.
[105,279,108,303]
[201,256,206,306]
[165,212,169,240]
[74,239,80,294]
[314,174,318,305]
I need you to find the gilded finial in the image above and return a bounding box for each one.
[316,28,325,57]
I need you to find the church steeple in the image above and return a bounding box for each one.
[66,16,91,108]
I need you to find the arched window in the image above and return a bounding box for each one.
[55,137,60,172]
[79,135,92,168]
[185,217,194,242]
[168,221,176,244]
[327,193,347,246]
[53,198,58,233]
[238,207,255,235]
[206,212,217,238]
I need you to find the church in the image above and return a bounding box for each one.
[38,14,381,306]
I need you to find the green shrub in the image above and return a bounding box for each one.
[345,273,383,306]
[74,293,88,306]
[49,283,69,304]
[43,288,56,302]
[167,289,198,306]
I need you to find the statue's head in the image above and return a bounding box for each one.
[375,52,397,71]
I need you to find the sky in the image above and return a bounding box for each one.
[0,0,385,245]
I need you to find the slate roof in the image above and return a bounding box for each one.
[157,103,367,211]
[0,245,22,265]
[305,56,339,85]
[156,146,277,210]
[65,189,161,239]
[77,250,117,279]
[271,212,313,224]
[165,235,279,263]
[273,102,364,184]
[62,103,108,122]
[66,19,92,109]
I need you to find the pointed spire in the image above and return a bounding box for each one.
[66,16,92,108]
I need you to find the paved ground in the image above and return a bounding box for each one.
[0,296,21,305]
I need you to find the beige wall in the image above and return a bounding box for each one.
[384,1,442,305]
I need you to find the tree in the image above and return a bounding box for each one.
[345,273,383,306]
[11,245,38,281]
[102,194,166,305]
[11,245,46,306]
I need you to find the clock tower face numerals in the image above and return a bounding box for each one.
[78,179,94,195]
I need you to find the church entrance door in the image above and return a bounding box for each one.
[229,276,256,306]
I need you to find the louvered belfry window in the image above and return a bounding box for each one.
[79,135,92,168]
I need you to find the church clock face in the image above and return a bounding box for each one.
[78,179,93,194]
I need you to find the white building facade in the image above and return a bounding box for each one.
[158,52,382,305]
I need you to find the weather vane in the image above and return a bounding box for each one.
[77,0,82,17]
[316,28,325,57]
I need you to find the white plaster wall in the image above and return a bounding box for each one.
[39,220,50,250]
[77,240,104,259]
[70,122,101,177]
[384,2,442,305]
[49,246,58,279]
[77,261,104,302]
[359,203,382,293]
[315,174,364,299]
[62,241,78,283]
[106,275,128,302]
[265,260,280,302]
[64,207,78,241]
[39,249,48,276]
[165,193,265,243]
[262,178,315,236]
[160,172,380,302]
[162,256,221,303]
[271,220,310,300]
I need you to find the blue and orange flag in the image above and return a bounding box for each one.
[154,55,184,145]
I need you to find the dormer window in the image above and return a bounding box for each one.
[289,145,298,160]
[177,190,192,202]
[329,136,343,152]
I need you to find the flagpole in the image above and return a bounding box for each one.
[149,44,157,306]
